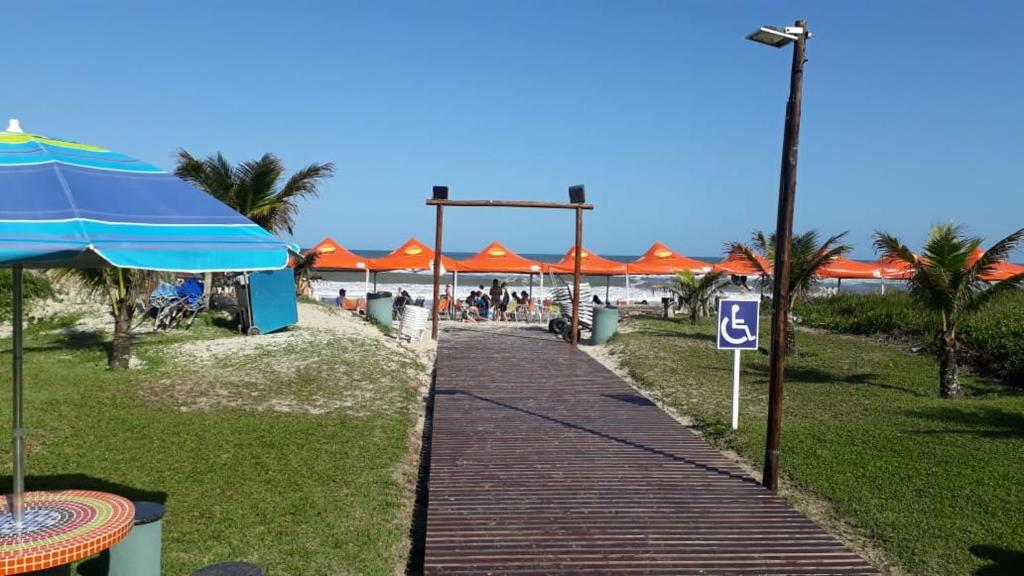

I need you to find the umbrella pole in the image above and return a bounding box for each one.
[626,273,630,304]
[529,273,533,300]
[605,276,610,303]
[364,268,370,296]
[11,264,25,525]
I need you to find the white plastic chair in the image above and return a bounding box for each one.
[399,304,430,342]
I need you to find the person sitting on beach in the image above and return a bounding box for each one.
[462,291,482,323]
[593,294,603,305]
[338,288,347,308]
[478,293,490,319]
[519,290,530,306]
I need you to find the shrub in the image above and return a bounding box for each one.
[0,269,56,318]
[796,292,936,339]
[796,291,1024,385]
[960,290,1024,384]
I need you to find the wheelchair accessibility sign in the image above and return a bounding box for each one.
[717,298,760,350]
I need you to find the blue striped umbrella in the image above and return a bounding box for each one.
[0,119,294,526]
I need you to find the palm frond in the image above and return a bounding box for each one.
[962,272,1024,316]
[970,228,1024,279]
[174,150,237,205]
[872,232,916,265]
[726,242,772,277]
[277,162,335,201]
[750,231,774,261]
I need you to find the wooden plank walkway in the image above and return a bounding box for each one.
[423,325,878,575]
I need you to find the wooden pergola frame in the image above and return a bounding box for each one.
[426,190,594,345]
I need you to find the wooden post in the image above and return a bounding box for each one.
[423,195,592,344]
[11,264,25,524]
[572,206,583,346]
[764,19,808,492]
[431,204,444,340]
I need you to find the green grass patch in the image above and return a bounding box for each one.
[0,317,423,575]
[612,316,1024,576]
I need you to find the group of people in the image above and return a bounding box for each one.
[450,278,533,322]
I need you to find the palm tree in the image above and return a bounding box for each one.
[874,225,1024,399]
[54,268,150,369]
[174,151,334,235]
[175,150,334,305]
[727,230,852,355]
[292,251,321,298]
[673,270,728,323]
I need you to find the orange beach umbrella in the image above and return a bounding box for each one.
[627,242,712,275]
[714,251,770,276]
[967,248,1024,281]
[368,237,458,272]
[305,237,369,270]
[875,255,916,280]
[818,256,882,279]
[549,246,628,275]
[457,242,543,274]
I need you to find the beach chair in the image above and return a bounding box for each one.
[526,301,542,323]
[174,277,205,329]
[506,301,518,322]
[134,281,177,331]
[398,304,430,342]
[151,277,205,330]
[547,280,593,342]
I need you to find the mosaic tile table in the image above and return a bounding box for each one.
[0,490,134,575]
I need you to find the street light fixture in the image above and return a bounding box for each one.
[746,25,807,48]
[747,19,810,493]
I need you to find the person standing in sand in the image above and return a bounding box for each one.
[489,279,502,320]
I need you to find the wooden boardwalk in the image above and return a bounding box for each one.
[423,325,877,575]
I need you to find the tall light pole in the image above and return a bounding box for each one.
[746,19,810,492]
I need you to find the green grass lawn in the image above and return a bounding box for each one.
[0,312,424,575]
[611,316,1024,576]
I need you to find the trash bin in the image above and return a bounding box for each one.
[191,562,264,576]
[107,501,165,576]
[590,305,619,345]
[366,292,394,328]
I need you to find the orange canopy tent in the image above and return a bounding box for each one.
[967,248,1024,281]
[627,242,713,275]
[368,237,458,272]
[548,246,628,275]
[876,255,916,280]
[714,251,770,276]
[548,246,627,305]
[818,256,882,279]
[305,237,369,270]
[302,237,374,298]
[456,242,543,273]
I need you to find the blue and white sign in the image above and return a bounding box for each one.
[717,296,760,429]
[717,298,760,350]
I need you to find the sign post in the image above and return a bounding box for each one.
[717,297,761,429]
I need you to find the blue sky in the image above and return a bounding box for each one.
[9,1,1023,258]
